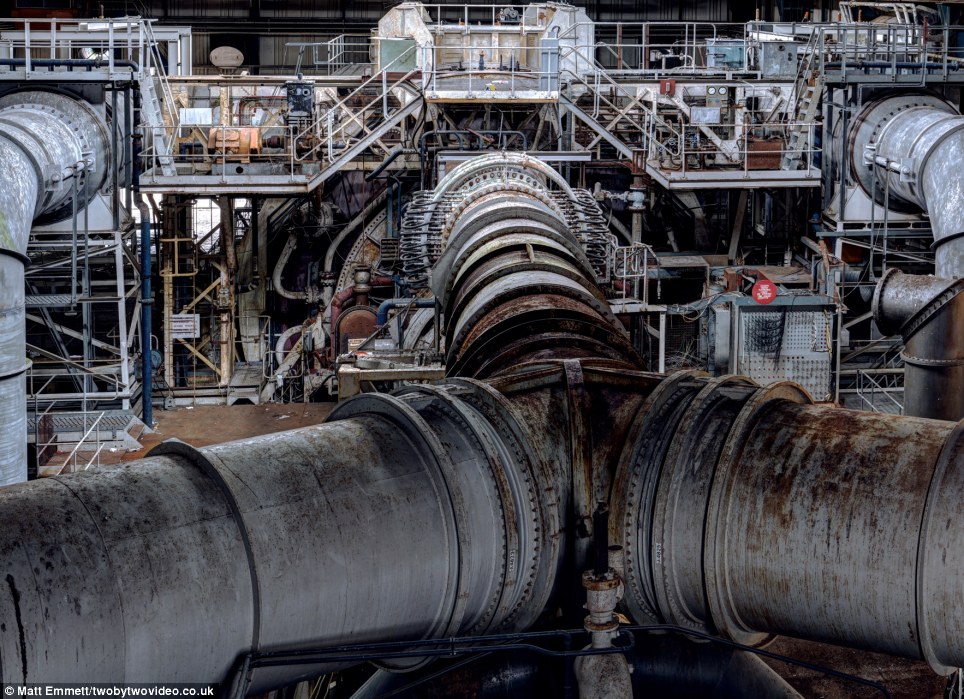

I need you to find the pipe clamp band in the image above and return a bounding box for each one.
[0,247,30,266]
[0,361,31,381]
[931,229,964,250]
[901,351,964,368]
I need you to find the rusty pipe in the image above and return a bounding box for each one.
[612,372,964,674]
[327,275,392,348]
[2,152,964,694]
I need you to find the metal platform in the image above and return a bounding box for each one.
[227,364,266,406]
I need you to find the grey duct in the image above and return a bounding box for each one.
[0,380,562,690]
[0,90,108,486]
[872,269,964,420]
[851,94,964,279]
[851,94,964,419]
[3,361,964,686]
[1,154,963,690]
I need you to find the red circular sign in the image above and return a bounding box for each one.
[751,279,778,305]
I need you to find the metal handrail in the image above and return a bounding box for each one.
[855,367,904,413]
[63,411,106,472]
[419,3,548,30]
[558,44,684,155]
[292,43,419,162]
[142,19,180,133]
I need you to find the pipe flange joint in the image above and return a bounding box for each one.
[901,351,964,368]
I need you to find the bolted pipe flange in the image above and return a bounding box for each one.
[704,381,814,647]
[326,392,463,671]
[611,370,708,624]
[651,375,759,634]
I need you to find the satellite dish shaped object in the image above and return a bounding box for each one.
[210,46,244,69]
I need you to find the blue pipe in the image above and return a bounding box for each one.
[376,298,436,326]
[137,198,153,427]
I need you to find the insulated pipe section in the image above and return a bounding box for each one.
[873,269,964,420]
[613,372,964,674]
[850,94,964,278]
[0,90,109,486]
[0,381,560,690]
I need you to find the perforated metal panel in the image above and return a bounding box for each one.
[737,309,832,400]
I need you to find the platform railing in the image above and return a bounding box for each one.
[422,41,560,97]
[659,121,821,175]
[853,367,904,414]
[418,3,548,31]
[294,42,419,163]
[287,35,372,74]
[749,21,964,80]
[560,21,754,75]
[140,124,301,182]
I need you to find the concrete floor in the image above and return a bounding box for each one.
[96,403,952,698]
[764,637,948,698]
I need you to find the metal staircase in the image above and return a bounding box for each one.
[139,46,421,194]
[559,45,684,165]
[139,20,177,176]
[293,46,422,190]
[559,43,820,188]
[781,29,823,171]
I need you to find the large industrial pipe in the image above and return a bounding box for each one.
[612,372,964,674]
[872,269,964,420]
[0,379,562,689]
[0,90,108,486]
[1,153,963,692]
[850,94,964,419]
[850,93,964,279]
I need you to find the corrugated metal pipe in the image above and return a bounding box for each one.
[0,154,963,693]
[0,90,108,486]
[427,178,638,377]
